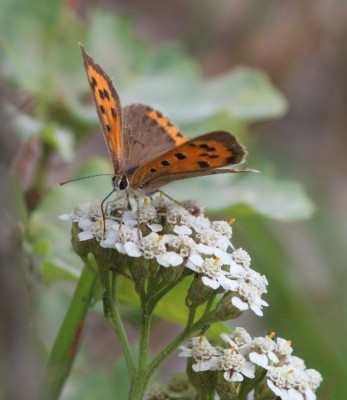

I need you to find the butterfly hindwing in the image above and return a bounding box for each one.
[121,104,189,172]
[130,131,247,191]
[80,44,123,172]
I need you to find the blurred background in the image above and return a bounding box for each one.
[0,0,346,398]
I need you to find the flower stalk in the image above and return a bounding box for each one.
[38,262,96,400]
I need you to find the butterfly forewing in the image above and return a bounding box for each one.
[130,131,247,191]
[80,44,123,173]
[121,104,189,172]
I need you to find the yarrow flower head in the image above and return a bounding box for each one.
[179,328,322,399]
[60,195,268,316]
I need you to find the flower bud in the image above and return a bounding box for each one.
[186,276,214,307]
[214,292,243,321]
[186,358,216,397]
[161,264,185,284]
[215,371,238,399]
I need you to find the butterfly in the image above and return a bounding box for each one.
[78,44,254,219]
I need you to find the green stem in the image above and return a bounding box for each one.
[38,264,96,400]
[100,267,136,380]
[142,309,207,391]
[128,292,152,400]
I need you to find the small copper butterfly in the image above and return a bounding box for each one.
[79,44,253,213]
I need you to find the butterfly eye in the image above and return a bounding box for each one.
[118,176,128,191]
[112,175,129,191]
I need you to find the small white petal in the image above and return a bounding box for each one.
[305,389,316,400]
[202,276,219,289]
[214,248,232,264]
[78,217,94,231]
[267,380,286,399]
[196,243,215,255]
[192,359,218,372]
[115,242,127,254]
[288,388,304,400]
[229,262,245,276]
[100,239,115,248]
[250,304,264,316]
[124,242,142,257]
[269,351,279,363]
[178,347,193,357]
[223,371,243,382]
[78,231,94,241]
[249,352,268,368]
[147,223,163,232]
[188,253,203,267]
[219,275,238,291]
[232,296,249,311]
[59,213,72,221]
[174,225,192,235]
[242,361,256,378]
[157,252,183,267]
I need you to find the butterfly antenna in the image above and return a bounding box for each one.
[59,173,113,186]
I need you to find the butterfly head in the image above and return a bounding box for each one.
[112,174,129,192]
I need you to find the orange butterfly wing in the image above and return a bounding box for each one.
[80,44,123,172]
[130,131,247,192]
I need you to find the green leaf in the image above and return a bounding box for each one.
[117,275,225,338]
[165,172,315,221]
[41,260,79,285]
[28,158,114,283]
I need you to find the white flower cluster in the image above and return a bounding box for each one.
[60,196,268,315]
[179,328,322,400]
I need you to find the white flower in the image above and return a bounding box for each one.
[245,336,279,369]
[188,257,238,291]
[139,233,166,259]
[147,223,163,232]
[139,203,157,223]
[196,229,221,247]
[173,225,192,235]
[220,327,252,348]
[217,348,255,382]
[232,280,269,316]
[231,248,251,269]
[274,338,293,363]
[166,205,191,225]
[266,365,321,400]
[156,252,183,267]
[179,336,219,372]
[212,220,232,239]
[168,235,196,258]
[305,369,322,391]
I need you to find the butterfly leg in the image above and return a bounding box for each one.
[101,189,115,238]
[153,189,190,211]
[135,195,141,241]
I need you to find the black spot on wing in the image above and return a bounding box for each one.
[197,161,210,168]
[98,89,104,99]
[103,89,110,101]
[174,153,187,160]
[161,160,171,166]
[226,156,237,163]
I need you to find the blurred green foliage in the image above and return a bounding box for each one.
[2,0,342,398]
